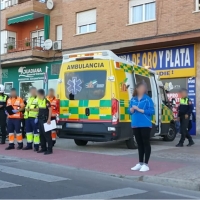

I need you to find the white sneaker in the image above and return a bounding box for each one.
[131,163,142,171]
[139,165,149,172]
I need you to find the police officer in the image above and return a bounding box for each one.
[21,98,27,139]
[23,87,39,151]
[46,88,59,146]
[176,89,194,147]
[0,85,9,144]
[5,88,25,150]
[37,89,53,155]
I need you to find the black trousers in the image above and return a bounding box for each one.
[133,127,151,164]
[179,116,193,144]
[0,112,7,142]
[38,119,52,151]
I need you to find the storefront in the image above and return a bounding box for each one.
[2,61,61,99]
[118,44,196,135]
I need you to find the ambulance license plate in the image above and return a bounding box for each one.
[66,123,83,128]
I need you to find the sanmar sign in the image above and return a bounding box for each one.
[18,67,43,78]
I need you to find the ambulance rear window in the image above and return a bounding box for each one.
[65,70,106,100]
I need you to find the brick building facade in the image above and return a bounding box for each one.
[1,0,200,133]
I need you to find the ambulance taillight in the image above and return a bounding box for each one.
[57,99,60,122]
[112,98,119,124]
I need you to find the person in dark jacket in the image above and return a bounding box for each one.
[0,85,9,144]
[21,98,27,139]
[129,82,155,172]
[188,100,196,132]
[176,89,194,147]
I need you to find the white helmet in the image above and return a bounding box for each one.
[0,84,5,93]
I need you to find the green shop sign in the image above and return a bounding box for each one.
[2,62,61,99]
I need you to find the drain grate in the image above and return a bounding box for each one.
[0,159,18,164]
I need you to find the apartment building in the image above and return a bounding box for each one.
[1,0,200,134]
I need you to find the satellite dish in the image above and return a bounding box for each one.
[46,0,54,10]
[44,39,53,50]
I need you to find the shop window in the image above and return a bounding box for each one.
[129,0,156,24]
[20,80,44,99]
[195,0,200,11]
[48,79,58,92]
[51,63,61,75]
[76,9,96,34]
[135,74,152,97]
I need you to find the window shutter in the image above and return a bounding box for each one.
[129,0,155,7]
[31,31,37,38]
[77,9,96,26]
[56,25,62,41]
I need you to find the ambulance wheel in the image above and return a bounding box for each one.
[74,139,88,146]
[163,124,176,141]
[126,136,138,149]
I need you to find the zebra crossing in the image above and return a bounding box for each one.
[0,164,199,199]
[0,165,69,182]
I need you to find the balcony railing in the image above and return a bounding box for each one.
[1,0,46,10]
[5,38,45,53]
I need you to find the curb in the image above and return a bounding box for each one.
[125,175,200,191]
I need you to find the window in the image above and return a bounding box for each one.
[160,87,168,104]
[31,30,44,48]
[56,25,62,41]
[51,63,61,75]
[7,31,16,50]
[77,9,96,34]
[135,74,152,97]
[19,80,44,99]
[4,82,13,94]
[1,0,18,10]
[129,0,156,24]
[48,79,58,92]
[65,71,106,100]
[195,0,200,11]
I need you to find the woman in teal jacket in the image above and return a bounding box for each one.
[129,82,155,172]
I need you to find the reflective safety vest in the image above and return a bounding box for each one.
[0,94,8,104]
[180,98,189,105]
[7,97,24,119]
[38,98,50,118]
[46,96,59,117]
[38,98,47,108]
[24,96,38,119]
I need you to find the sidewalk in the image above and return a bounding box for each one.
[0,136,200,191]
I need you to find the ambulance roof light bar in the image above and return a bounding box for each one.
[64,51,109,60]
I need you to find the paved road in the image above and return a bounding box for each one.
[0,156,200,199]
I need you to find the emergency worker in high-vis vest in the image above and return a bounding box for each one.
[46,88,59,146]
[5,88,25,150]
[0,85,9,144]
[176,88,194,147]
[23,87,40,151]
[37,89,53,155]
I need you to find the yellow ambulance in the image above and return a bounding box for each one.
[56,50,175,149]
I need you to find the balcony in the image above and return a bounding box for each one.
[6,38,45,52]
[3,0,50,19]
[1,38,50,67]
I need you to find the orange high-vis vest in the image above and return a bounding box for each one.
[46,96,59,117]
[7,97,24,119]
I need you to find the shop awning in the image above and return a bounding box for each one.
[8,13,34,25]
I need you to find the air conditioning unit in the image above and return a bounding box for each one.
[53,41,62,50]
